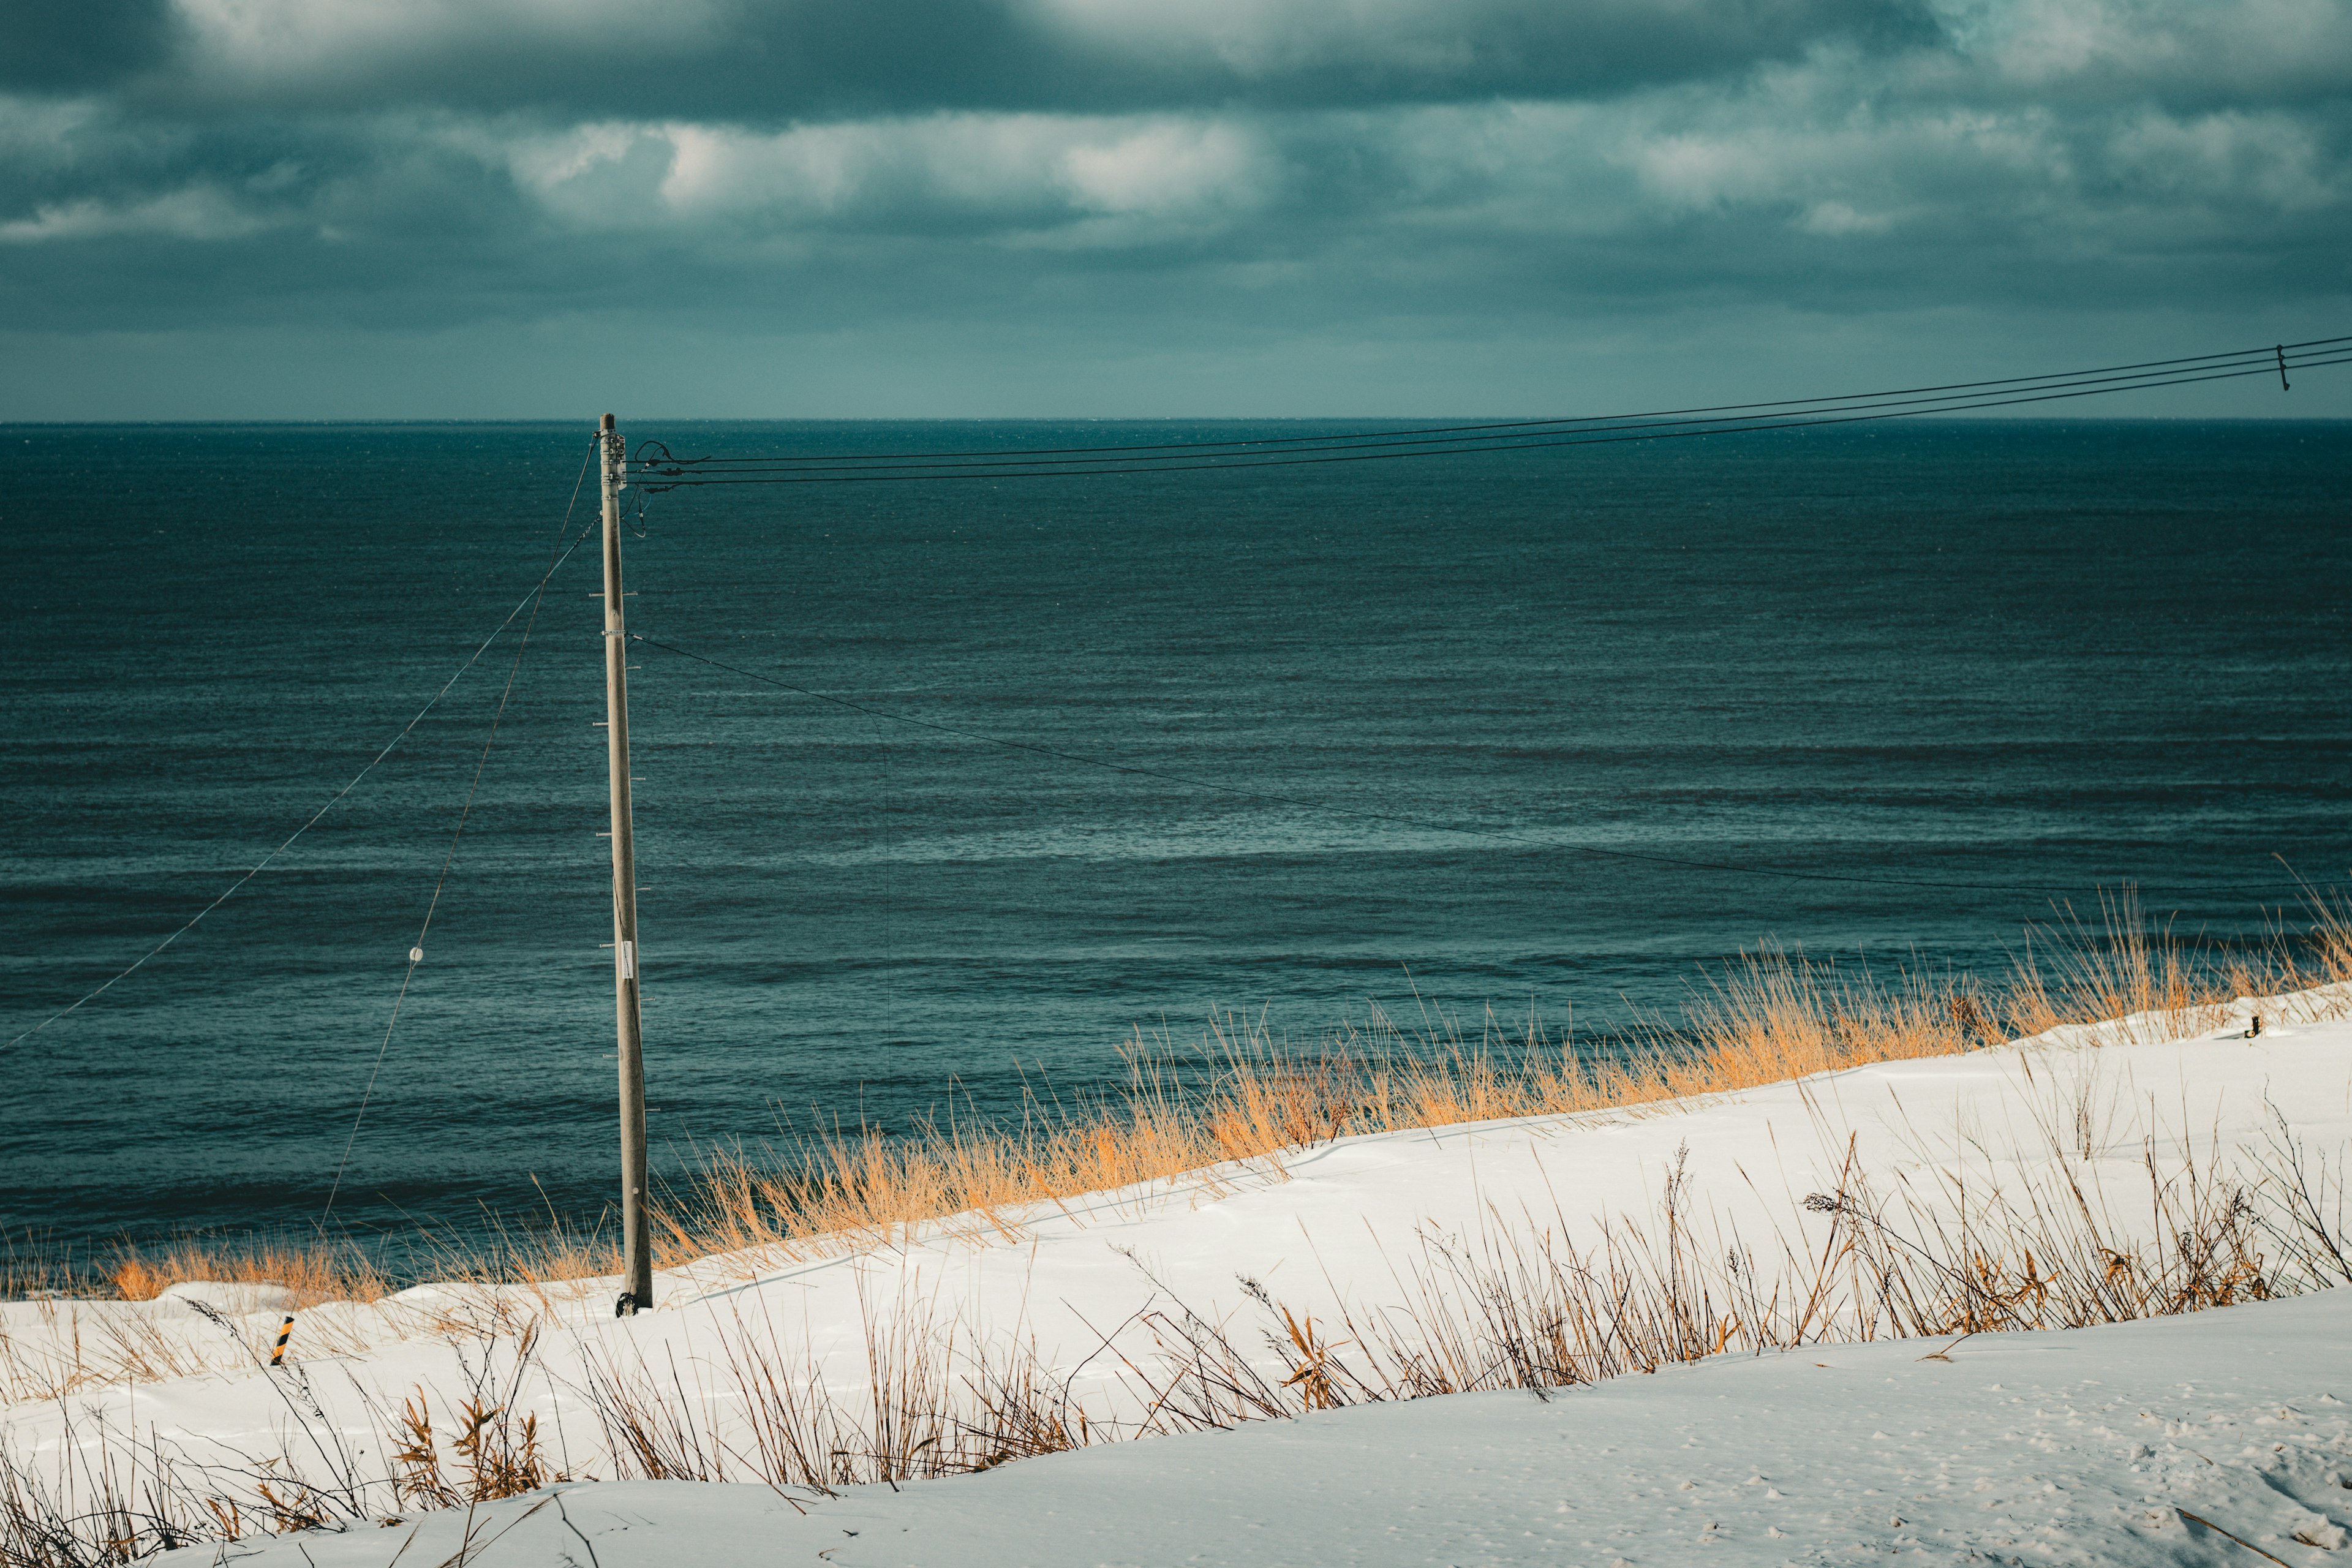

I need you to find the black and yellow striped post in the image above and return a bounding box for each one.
[269,1314,295,1366]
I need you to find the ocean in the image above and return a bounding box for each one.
[6,418,2348,1257]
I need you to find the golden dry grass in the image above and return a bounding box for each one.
[25,883,2351,1299]
[21,1020,2352,1565]
[0,1231,392,1308]
[652,884,2352,1274]
[103,1238,388,1308]
[11,888,2352,1562]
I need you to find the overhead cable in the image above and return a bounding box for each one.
[630,336,2350,489]
[649,336,2352,467]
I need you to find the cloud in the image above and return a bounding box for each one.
[17,0,1940,118]
[0,0,2346,416]
[1932,0,2352,106]
[0,184,271,244]
[483,112,1275,243]
[5,0,179,92]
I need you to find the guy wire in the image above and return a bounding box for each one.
[320,439,600,1230]
[3,444,607,1057]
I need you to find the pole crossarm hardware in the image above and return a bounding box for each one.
[600,413,654,1316]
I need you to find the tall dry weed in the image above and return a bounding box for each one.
[10,881,2348,1312]
[102,1238,386,1309]
[650,884,2351,1274]
[13,967,2352,1564]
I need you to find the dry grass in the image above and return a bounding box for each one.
[0,1238,415,1409]
[658,983,1933,1272]
[15,1107,2348,1560]
[653,884,2352,1275]
[0,1231,392,1314]
[490,1064,2352,1496]
[0,1312,562,1566]
[9,892,2352,1562]
[104,1238,388,1310]
[10,883,2349,1307]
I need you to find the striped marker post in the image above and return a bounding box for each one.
[269,1314,295,1366]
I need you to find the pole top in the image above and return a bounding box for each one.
[600,413,615,431]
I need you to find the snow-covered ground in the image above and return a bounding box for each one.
[6,987,2350,1564]
[157,1288,2352,1566]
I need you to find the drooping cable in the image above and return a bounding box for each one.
[629,336,2350,488]
[318,440,600,1228]
[638,352,2352,485]
[2,442,603,1058]
[652,336,2352,468]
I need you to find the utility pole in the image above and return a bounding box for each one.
[599,413,653,1315]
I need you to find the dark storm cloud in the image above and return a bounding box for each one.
[3,0,179,92]
[19,0,1940,119]
[2,0,2348,418]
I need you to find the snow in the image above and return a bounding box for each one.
[6,986,2350,1564]
[155,1281,300,1314]
[153,1289,2352,1566]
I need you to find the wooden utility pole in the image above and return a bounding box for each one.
[599,413,653,1314]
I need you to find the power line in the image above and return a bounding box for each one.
[646,335,2348,467]
[634,352,2352,486]
[2,442,605,1057]
[626,633,2312,901]
[17,336,2334,1049]
[630,336,2349,488]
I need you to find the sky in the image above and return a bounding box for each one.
[4,0,2350,419]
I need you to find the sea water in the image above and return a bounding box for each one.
[6,419,2348,1255]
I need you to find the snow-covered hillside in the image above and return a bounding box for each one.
[159,1288,2352,1566]
[5,987,2349,1564]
